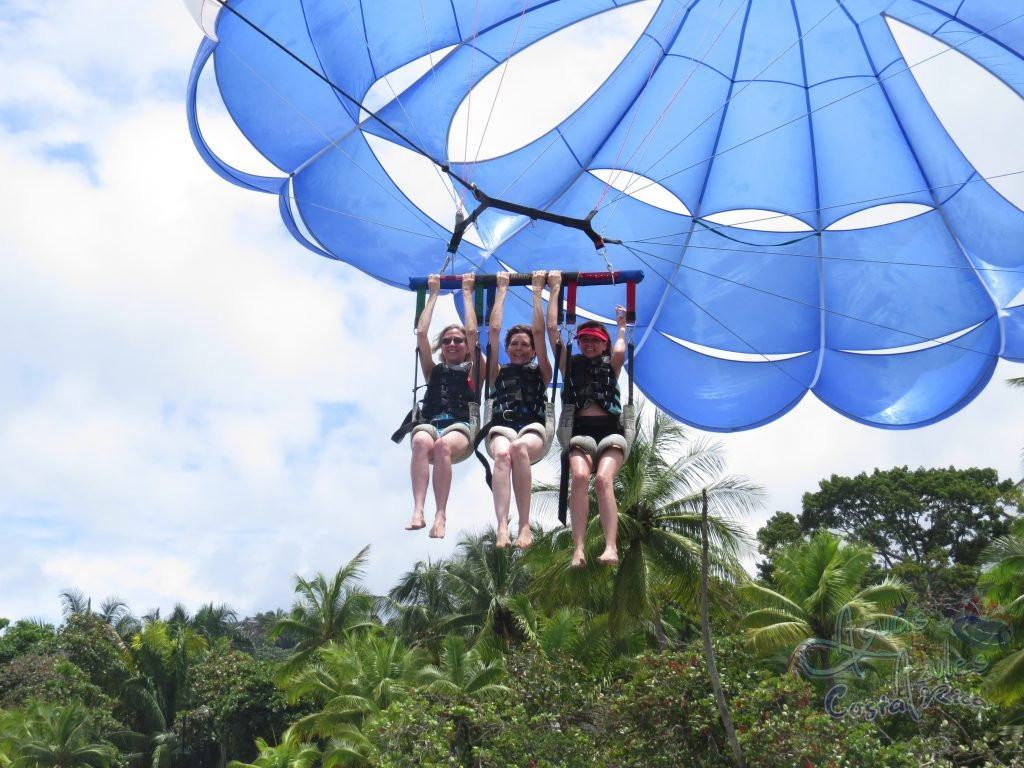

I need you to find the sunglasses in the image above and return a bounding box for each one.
[441,337,466,346]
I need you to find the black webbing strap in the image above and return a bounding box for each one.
[556,329,574,526]
[391,408,420,443]
[473,418,497,489]
[393,339,424,443]
[557,449,571,525]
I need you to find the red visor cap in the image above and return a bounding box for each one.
[576,327,610,343]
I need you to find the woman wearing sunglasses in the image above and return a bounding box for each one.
[407,272,481,538]
[547,270,627,568]
[484,270,553,549]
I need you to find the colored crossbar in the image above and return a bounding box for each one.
[407,270,644,289]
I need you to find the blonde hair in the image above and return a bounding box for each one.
[432,324,472,362]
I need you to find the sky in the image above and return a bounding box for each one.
[0,0,1021,627]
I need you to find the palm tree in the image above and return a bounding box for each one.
[507,595,613,670]
[270,547,380,675]
[419,635,510,700]
[166,602,244,648]
[1012,377,1024,472]
[285,633,429,720]
[740,531,911,680]
[59,590,139,641]
[4,702,116,768]
[384,558,457,649]
[227,731,320,768]
[441,531,531,643]
[979,522,1024,706]
[533,408,757,644]
[117,619,207,768]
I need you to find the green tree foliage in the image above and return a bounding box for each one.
[384,559,456,650]
[800,466,1019,570]
[740,531,911,669]
[270,547,379,676]
[283,633,428,739]
[979,519,1024,708]
[59,590,139,641]
[178,645,294,767]
[0,623,55,666]
[532,409,757,645]
[0,654,113,715]
[507,597,613,671]
[1,701,116,768]
[419,635,509,700]
[167,603,245,648]
[115,618,208,768]
[55,614,130,696]
[754,511,803,584]
[441,533,530,643]
[226,730,320,768]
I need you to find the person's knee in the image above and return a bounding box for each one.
[492,445,512,471]
[434,440,453,460]
[509,440,531,464]
[411,433,433,455]
[595,468,615,494]
[570,460,591,484]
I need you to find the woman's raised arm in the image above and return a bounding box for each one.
[417,274,441,378]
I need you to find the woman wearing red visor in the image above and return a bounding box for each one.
[546,271,627,568]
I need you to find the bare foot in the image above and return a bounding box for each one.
[495,526,512,549]
[596,548,619,566]
[514,527,533,549]
[570,551,586,569]
[428,516,446,539]
[405,511,426,531]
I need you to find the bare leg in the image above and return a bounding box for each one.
[407,432,434,530]
[594,449,624,565]
[569,450,593,568]
[489,435,513,548]
[429,431,468,538]
[510,433,544,549]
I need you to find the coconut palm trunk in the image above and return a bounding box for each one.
[700,488,746,768]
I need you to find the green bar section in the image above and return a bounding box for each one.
[415,288,425,327]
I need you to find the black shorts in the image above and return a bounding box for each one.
[571,415,622,443]
[492,414,543,433]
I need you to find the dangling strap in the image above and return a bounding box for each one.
[550,338,562,403]
[393,296,426,444]
[473,416,497,488]
[558,447,571,525]
[474,285,497,487]
[391,406,421,443]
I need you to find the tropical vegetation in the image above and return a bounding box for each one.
[2,406,1022,767]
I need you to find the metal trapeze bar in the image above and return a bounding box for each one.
[408,270,644,290]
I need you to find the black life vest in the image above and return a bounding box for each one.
[421,362,476,422]
[563,354,621,416]
[492,362,546,424]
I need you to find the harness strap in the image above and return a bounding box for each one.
[391,408,420,443]
[566,283,578,325]
[558,448,571,525]
[473,415,497,489]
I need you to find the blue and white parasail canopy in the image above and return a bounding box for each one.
[183,0,1024,431]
